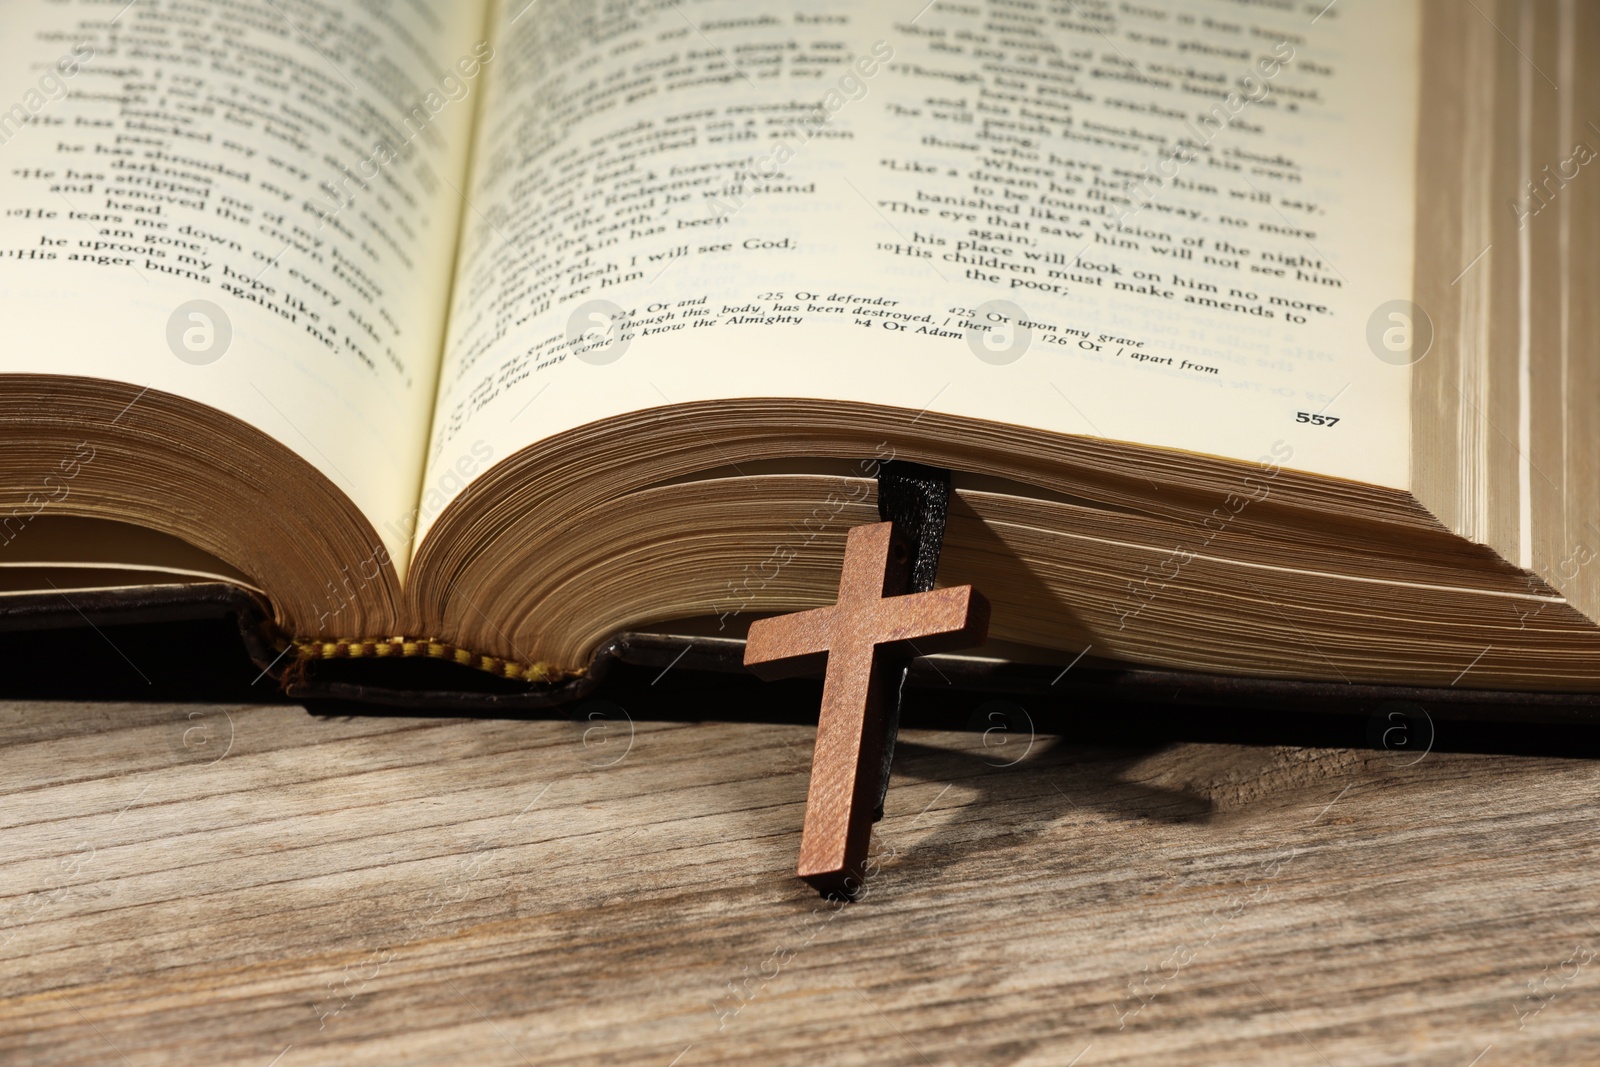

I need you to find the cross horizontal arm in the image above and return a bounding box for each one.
[866,585,990,657]
[744,605,838,680]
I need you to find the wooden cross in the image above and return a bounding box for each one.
[744,522,989,896]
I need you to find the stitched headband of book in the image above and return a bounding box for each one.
[2,0,1599,870]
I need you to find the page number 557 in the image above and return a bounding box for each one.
[1295,412,1339,426]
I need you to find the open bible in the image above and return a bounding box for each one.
[2,0,1598,701]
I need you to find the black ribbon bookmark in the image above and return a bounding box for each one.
[870,459,955,820]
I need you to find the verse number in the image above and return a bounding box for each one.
[1295,412,1340,426]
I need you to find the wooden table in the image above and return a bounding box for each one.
[5,691,1600,1066]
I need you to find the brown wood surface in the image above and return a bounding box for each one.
[4,699,1600,1065]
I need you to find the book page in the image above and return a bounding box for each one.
[420,0,1418,541]
[0,0,490,570]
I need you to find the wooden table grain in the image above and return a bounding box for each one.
[4,695,1600,1066]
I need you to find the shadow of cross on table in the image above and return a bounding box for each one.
[744,521,990,897]
[884,734,1218,871]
